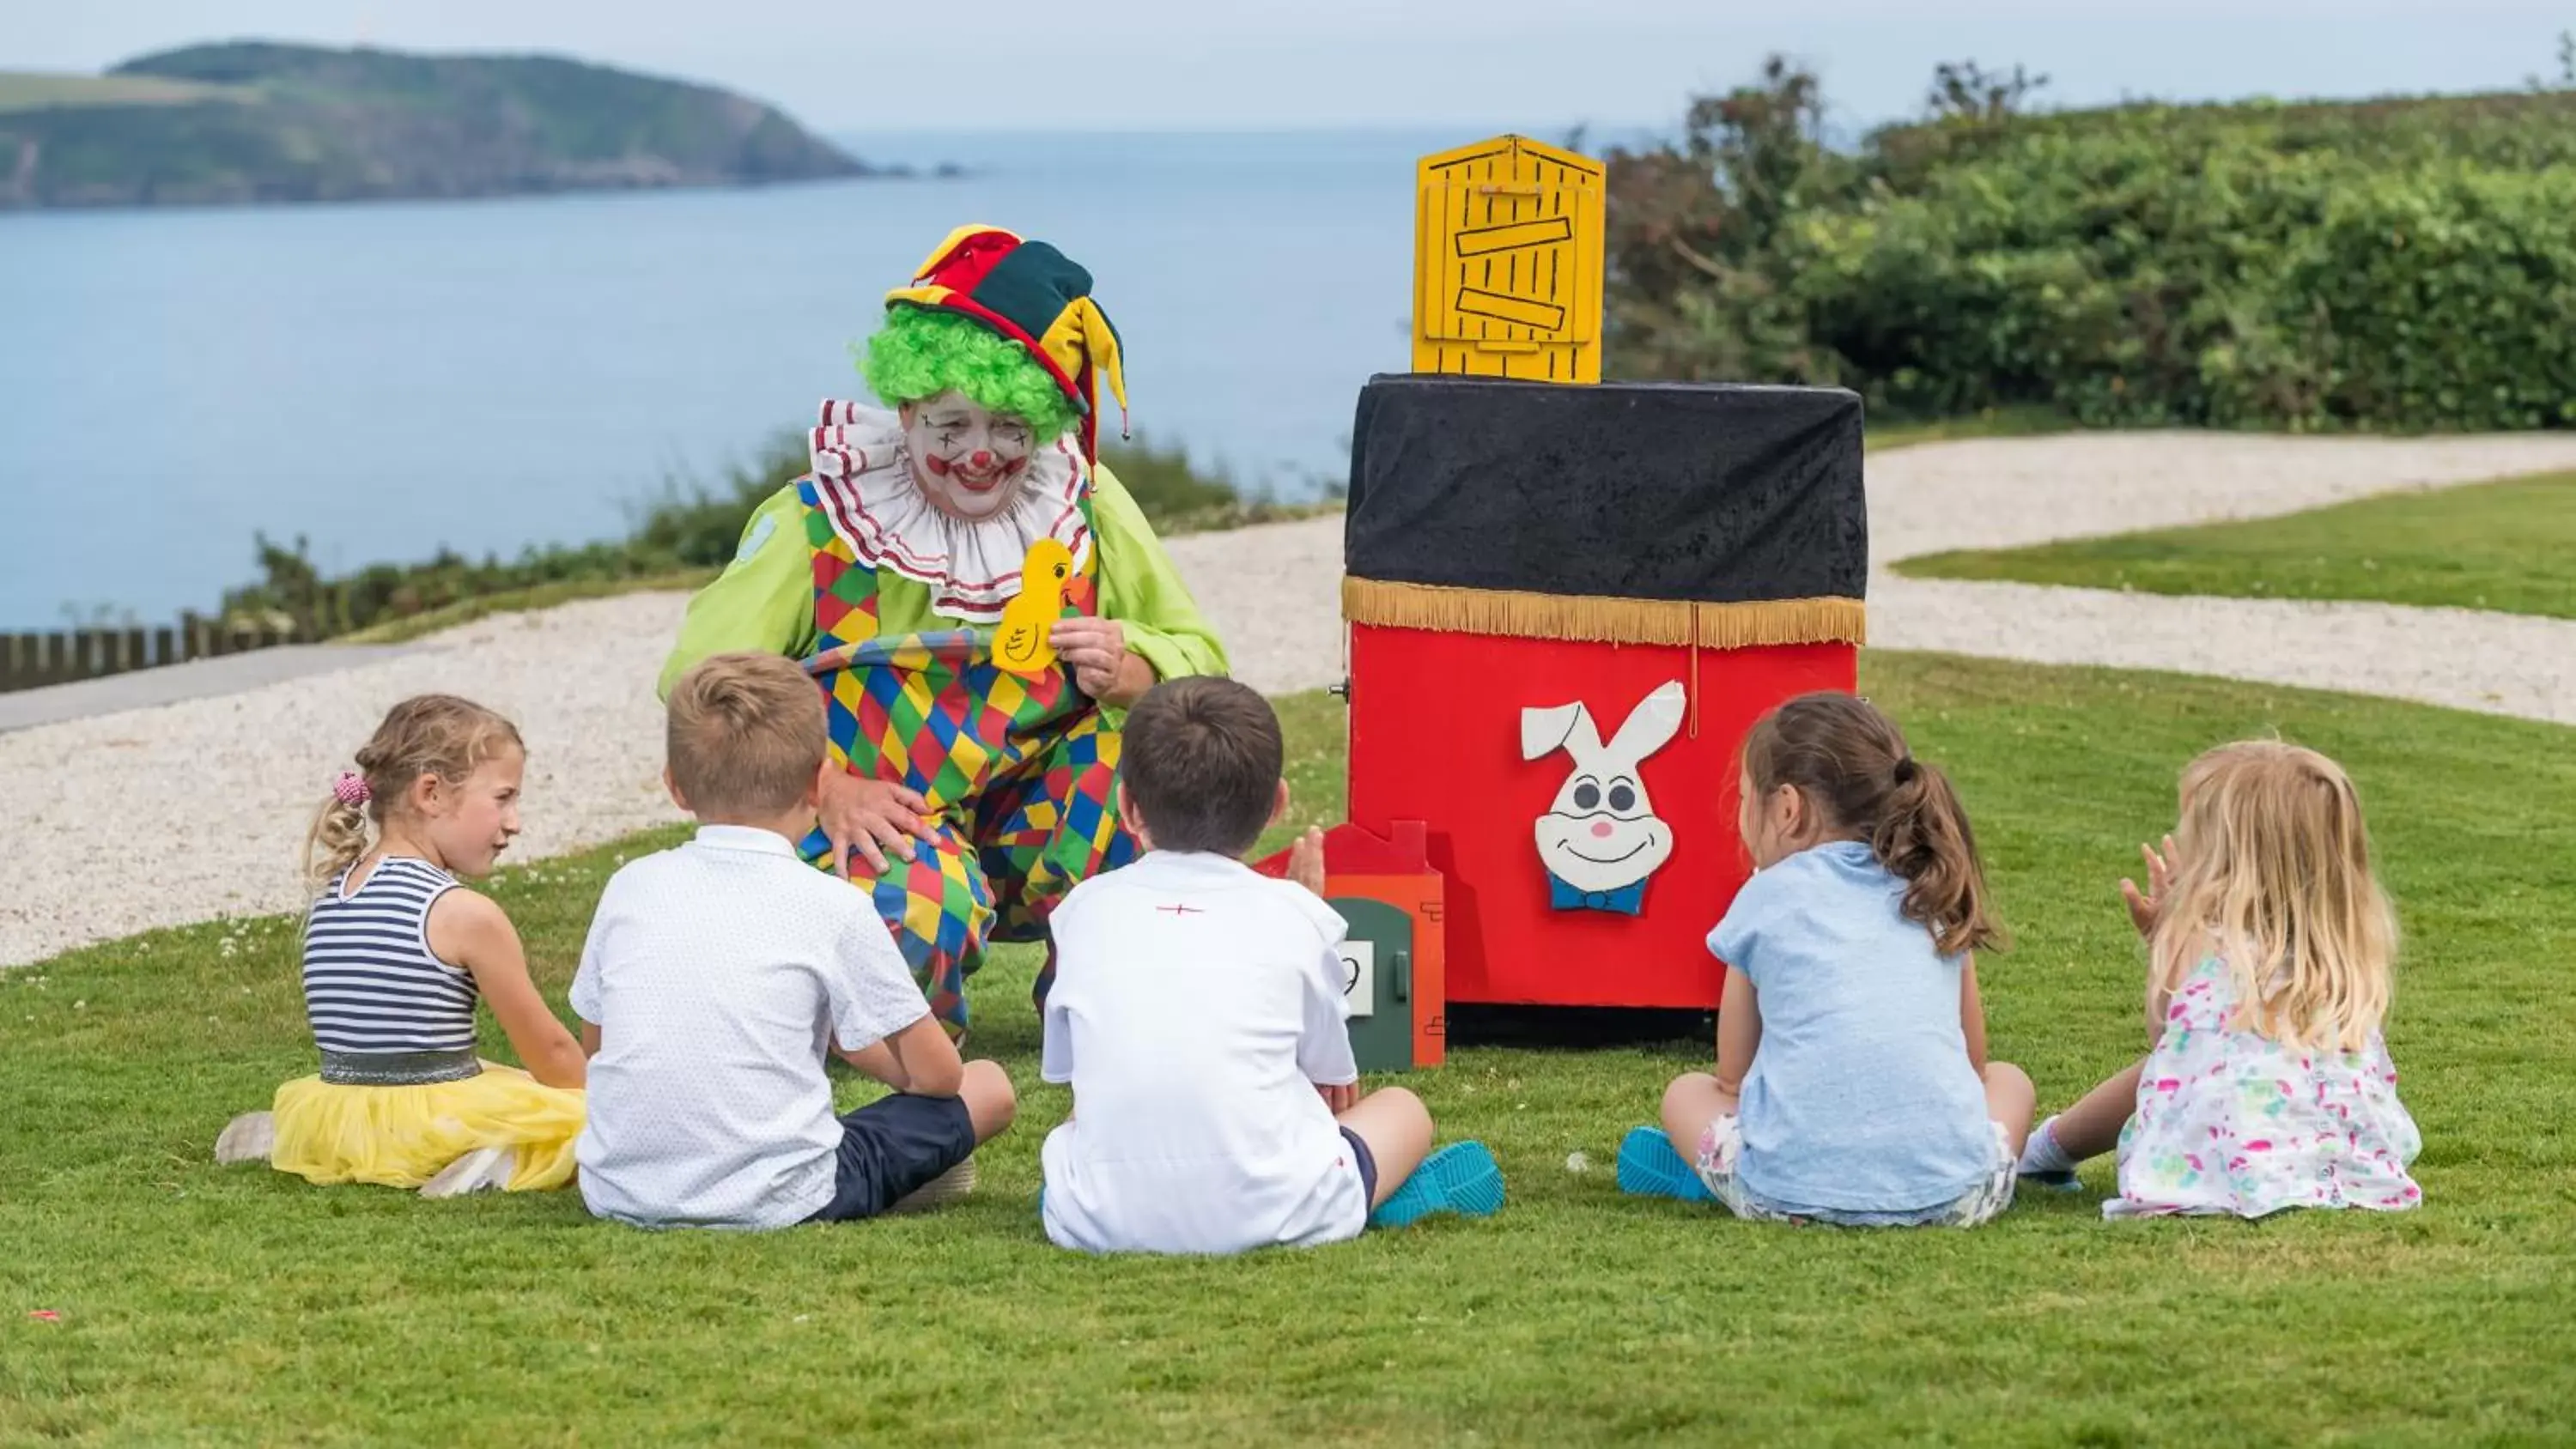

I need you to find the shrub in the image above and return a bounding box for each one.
[1605,62,2576,432]
[221,430,1291,639]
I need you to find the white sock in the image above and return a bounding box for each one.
[2018,1116,2077,1176]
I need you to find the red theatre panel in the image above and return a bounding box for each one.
[1348,626,1856,1009]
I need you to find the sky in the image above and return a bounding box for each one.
[9,0,2574,134]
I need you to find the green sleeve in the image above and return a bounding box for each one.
[655,485,819,701]
[1091,460,1230,682]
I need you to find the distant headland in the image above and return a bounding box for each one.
[0,41,908,209]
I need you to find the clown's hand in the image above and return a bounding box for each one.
[1051,617,1152,706]
[820,771,938,879]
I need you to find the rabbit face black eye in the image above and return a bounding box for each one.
[1608,779,1638,814]
[1571,779,1601,811]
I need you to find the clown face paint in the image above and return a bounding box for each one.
[904,391,1038,520]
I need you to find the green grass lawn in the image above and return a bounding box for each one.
[1899,470,2576,619]
[1864,405,2072,454]
[339,569,719,645]
[6,654,2573,1446]
[0,72,257,112]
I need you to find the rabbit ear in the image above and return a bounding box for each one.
[1603,681,1687,766]
[1521,701,1601,761]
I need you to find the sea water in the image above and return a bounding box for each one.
[0,128,1477,627]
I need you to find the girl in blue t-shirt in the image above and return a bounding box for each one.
[1617,692,2035,1226]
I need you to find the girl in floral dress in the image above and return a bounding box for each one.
[2017,741,2421,1218]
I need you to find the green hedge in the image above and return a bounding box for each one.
[1607,80,2576,432]
[222,433,1315,640]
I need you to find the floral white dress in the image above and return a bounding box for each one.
[2109,955,2422,1219]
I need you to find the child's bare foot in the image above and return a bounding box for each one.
[214,1112,276,1166]
[889,1157,977,1213]
[420,1146,516,1198]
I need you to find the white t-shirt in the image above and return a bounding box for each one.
[570,824,932,1229]
[1039,850,1368,1254]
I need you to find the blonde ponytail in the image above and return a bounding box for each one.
[303,788,374,891]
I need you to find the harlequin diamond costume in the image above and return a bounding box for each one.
[659,227,1228,1034]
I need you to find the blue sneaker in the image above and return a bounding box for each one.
[2015,1119,2087,1192]
[1616,1125,1715,1203]
[2017,1166,2084,1193]
[1369,1142,1506,1229]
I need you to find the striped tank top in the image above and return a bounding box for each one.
[302,856,481,1083]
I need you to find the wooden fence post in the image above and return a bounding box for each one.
[0,614,308,696]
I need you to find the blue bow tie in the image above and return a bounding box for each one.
[1547,873,1647,916]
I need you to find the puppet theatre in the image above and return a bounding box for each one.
[1269,135,1868,1068]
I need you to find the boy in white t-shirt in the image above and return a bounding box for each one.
[1039,676,1504,1254]
[572,652,1017,1229]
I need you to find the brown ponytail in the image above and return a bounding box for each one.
[1741,693,2007,956]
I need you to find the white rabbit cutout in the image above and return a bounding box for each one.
[1521,680,1687,914]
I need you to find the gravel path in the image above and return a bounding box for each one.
[1871,432,2576,724]
[8,430,2576,967]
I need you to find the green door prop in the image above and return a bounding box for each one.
[1332,896,1416,1073]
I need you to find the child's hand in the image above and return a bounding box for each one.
[1316,1080,1359,1114]
[2119,835,2177,939]
[1286,826,1327,897]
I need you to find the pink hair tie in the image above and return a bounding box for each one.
[332,771,372,807]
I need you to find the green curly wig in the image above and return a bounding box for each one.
[859,306,1082,441]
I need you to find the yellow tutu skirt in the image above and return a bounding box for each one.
[270,1063,584,1191]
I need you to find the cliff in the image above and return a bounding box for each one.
[0,42,875,209]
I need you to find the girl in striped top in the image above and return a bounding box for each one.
[214,694,587,1198]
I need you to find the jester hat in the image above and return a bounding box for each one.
[884,225,1129,462]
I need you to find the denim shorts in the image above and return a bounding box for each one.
[1692,1115,2017,1228]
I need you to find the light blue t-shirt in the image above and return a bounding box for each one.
[1710,840,1995,1215]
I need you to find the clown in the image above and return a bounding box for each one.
[659,227,1228,1034]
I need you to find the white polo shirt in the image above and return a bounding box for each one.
[1039,850,1368,1254]
[570,824,931,1229]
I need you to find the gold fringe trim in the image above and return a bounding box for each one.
[1340,578,1867,650]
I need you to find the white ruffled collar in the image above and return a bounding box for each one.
[805,400,1093,622]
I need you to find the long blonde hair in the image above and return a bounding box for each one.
[2152,741,2396,1052]
[306,695,524,889]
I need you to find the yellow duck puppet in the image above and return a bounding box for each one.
[994,537,1077,676]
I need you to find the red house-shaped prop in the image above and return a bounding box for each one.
[1336,376,1868,1014]
[1254,820,1447,1068]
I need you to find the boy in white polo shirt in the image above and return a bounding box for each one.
[1039,676,1504,1254]
[572,652,1017,1229]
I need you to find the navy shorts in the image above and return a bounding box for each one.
[804,1093,977,1223]
[1340,1125,1379,1202]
